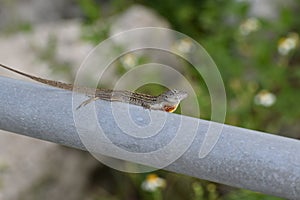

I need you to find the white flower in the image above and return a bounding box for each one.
[120,53,137,69]
[278,32,299,56]
[173,38,193,54]
[239,18,260,36]
[254,90,276,107]
[141,174,166,192]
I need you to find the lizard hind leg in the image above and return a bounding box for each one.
[76,96,100,110]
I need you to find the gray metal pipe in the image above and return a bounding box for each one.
[0,76,299,199]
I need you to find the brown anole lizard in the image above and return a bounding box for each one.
[0,63,188,112]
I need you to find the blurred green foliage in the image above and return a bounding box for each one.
[75,0,298,199]
[2,21,33,35]
[77,0,101,24]
[137,0,300,134]
[79,0,300,132]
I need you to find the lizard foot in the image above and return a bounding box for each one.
[76,97,100,110]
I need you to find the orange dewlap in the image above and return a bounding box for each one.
[163,104,179,113]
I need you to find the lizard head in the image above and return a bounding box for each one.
[156,89,188,112]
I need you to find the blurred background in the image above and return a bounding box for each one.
[0,0,299,199]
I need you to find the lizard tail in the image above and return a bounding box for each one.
[0,63,74,90]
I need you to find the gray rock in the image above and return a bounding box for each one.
[0,0,81,28]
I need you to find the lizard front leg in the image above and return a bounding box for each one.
[76,96,100,110]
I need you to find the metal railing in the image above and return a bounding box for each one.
[0,76,299,199]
